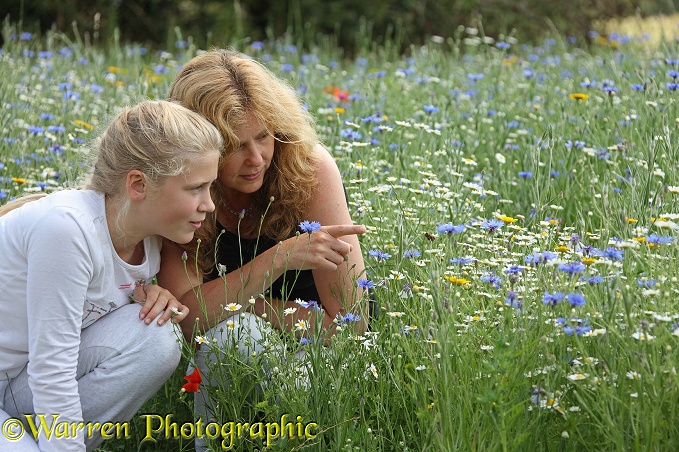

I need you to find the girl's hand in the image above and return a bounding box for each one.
[132,283,189,325]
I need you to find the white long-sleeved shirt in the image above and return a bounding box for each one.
[0,189,161,451]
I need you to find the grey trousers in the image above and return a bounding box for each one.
[0,303,182,451]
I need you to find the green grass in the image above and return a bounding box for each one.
[2,21,679,451]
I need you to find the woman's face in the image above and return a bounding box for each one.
[218,115,275,198]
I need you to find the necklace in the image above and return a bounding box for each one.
[223,202,254,218]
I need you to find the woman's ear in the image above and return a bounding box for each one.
[126,170,147,201]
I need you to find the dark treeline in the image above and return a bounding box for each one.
[1,0,675,53]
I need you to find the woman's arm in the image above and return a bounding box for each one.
[158,222,364,341]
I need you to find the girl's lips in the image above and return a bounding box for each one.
[190,221,202,229]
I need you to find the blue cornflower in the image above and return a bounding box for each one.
[47,125,65,133]
[250,41,265,50]
[369,249,392,260]
[567,293,586,307]
[175,40,188,49]
[557,261,586,275]
[403,249,421,259]
[576,326,592,336]
[505,291,522,310]
[298,220,321,233]
[518,171,533,178]
[631,84,644,91]
[504,265,524,274]
[480,218,504,233]
[542,291,565,306]
[637,279,658,287]
[666,82,678,91]
[563,326,575,335]
[357,279,375,290]
[480,273,503,289]
[495,41,511,49]
[467,73,484,81]
[28,126,44,135]
[299,337,311,345]
[337,313,361,324]
[588,275,605,285]
[645,234,673,245]
[450,257,473,265]
[594,247,624,261]
[437,223,466,234]
[423,105,439,114]
[40,113,54,120]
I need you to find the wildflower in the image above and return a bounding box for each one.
[480,273,503,289]
[415,365,427,371]
[567,373,588,381]
[543,291,565,306]
[295,320,309,331]
[557,261,586,275]
[284,307,297,316]
[437,223,466,234]
[567,293,586,307]
[505,291,522,309]
[181,368,202,393]
[569,93,589,101]
[518,171,533,178]
[224,303,242,312]
[626,371,641,380]
[367,363,379,379]
[632,332,655,340]
[194,335,208,345]
[480,218,504,233]
[357,279,375,290]
[369,249,392,260]
[299,220,321,233]
[337,313,361,324]
[403,249,421,258]
[588,275,604,284]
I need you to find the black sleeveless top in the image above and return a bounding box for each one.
[205,222,320,303]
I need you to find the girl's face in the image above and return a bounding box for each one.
[218,115,275,199]
[146,152,219,244]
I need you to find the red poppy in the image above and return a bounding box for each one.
[323,85,350,102]
[181,368,202,392]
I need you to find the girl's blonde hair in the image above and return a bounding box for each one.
[169,49,320,272]
[0,100,223,224]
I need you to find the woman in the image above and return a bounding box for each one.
[159,50,368,451]
[160,49,367,339]
[0,100,222,451]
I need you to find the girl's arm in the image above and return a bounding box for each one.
[25,211,93,451]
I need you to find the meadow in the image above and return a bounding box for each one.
[1,19,679,451]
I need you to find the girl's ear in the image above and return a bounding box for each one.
[126,170,147,201]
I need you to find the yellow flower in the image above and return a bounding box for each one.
[496,215,518,223]
[107,66,128,74]
[627,217,638,224]
[334,107,345,114]
[569,93,589,101]
[74,119,94,130]
[581,257,596,265]
[12,177,28,184]
[554,245,570,252]
[444,275,471,285]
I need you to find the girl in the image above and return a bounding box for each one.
[0,100,222,451]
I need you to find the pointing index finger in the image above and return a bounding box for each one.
[322,224,366,238]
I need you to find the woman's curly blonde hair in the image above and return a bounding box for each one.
[168,49,320,273]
